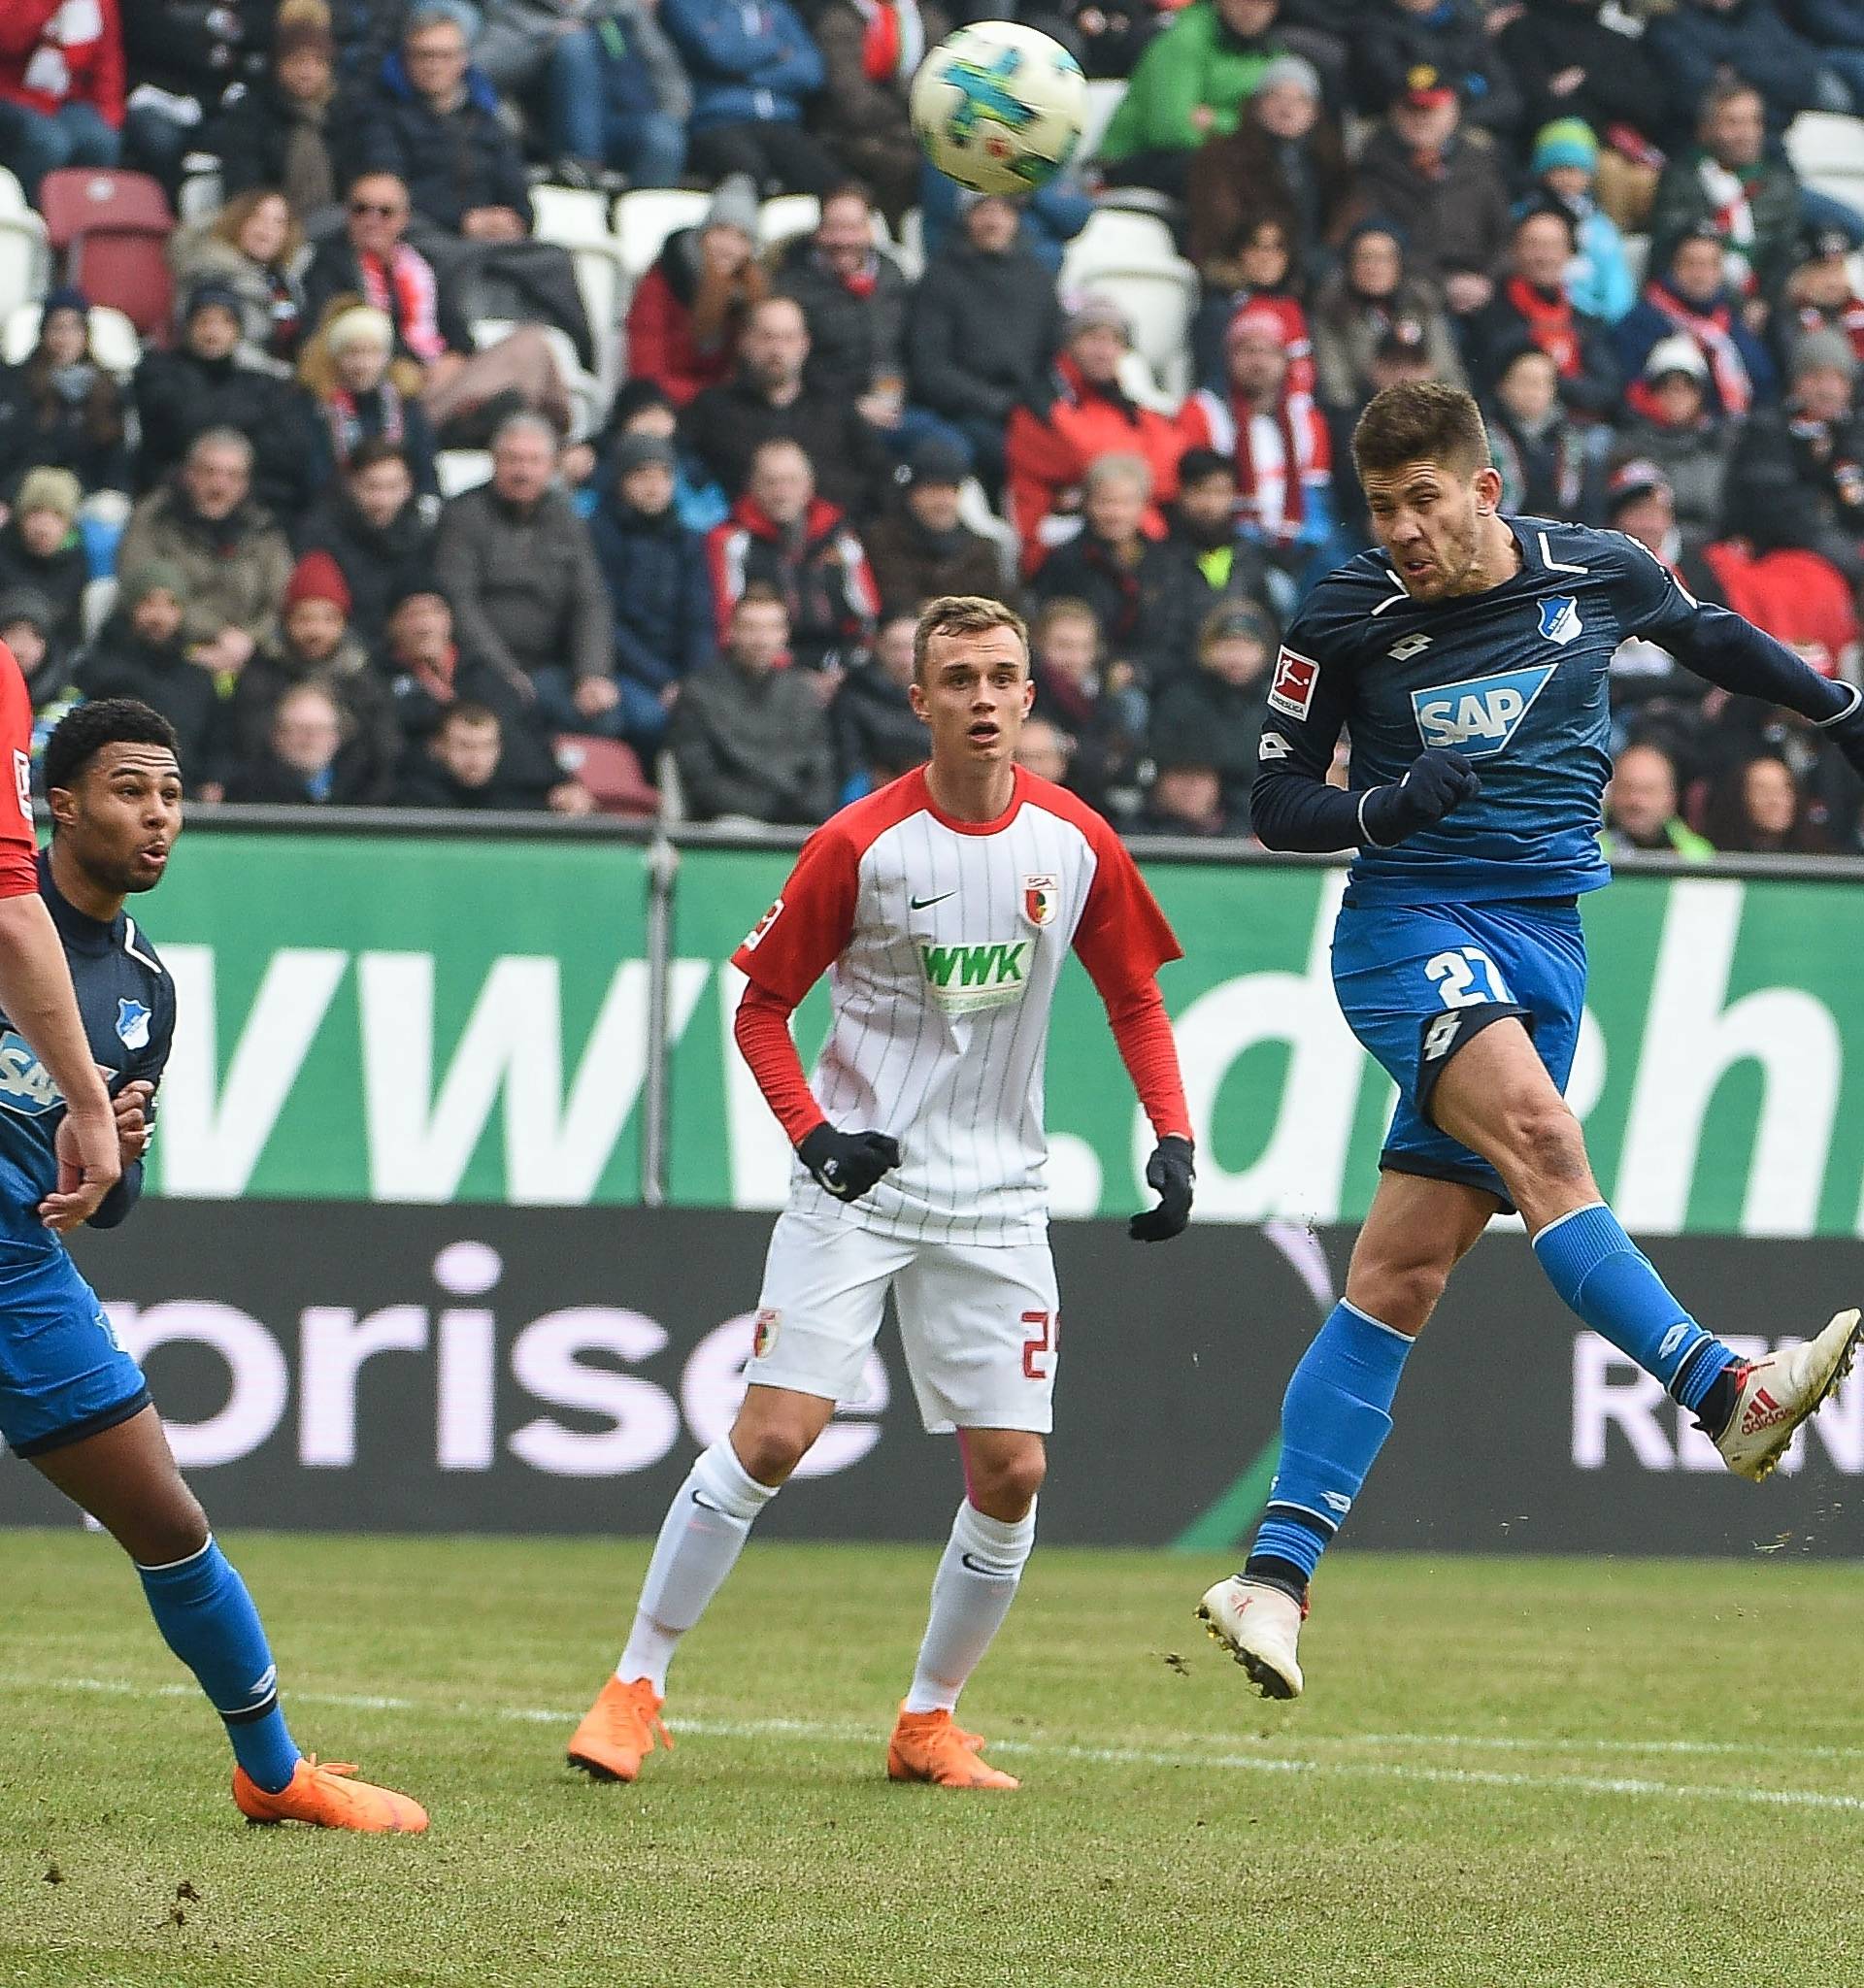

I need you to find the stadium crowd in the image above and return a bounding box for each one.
[1,0,1862,850]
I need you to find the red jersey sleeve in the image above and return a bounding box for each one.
[0,642,37,898]
[729,823,860,1011]
[1070,815,1182,1002]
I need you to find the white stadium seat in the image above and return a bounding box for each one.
[1080,80,1126,164]
[1059,206,1178,290]
[3,298,139,376]
[435,450,492,498]
[758,193,820,249]
[1088,262,1199,399]
[1785,112,1864,208]
[177,163,223,227]
[895,206,925,280]
[82,576,117,641]
[530,182,631,402]
[0,167,27,216]
[955,477,1018,587]
[1621,233,1648,293]
[614,188,710,278]
[0,207,49,332]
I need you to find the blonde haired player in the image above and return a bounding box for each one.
[567,596,1195,1790]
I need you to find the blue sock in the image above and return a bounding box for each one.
[1532,1204,1735,1412]
[1246,1301,1414,1589]
[137,1538,300,1794]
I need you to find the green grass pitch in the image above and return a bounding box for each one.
[3,1531,1862,1987]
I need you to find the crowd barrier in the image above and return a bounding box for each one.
[3,811,1860,1549]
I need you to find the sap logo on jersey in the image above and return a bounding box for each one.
[1412,664,1556,756]
[0,1029,60,1115]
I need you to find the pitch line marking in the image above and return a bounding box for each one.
[14,1675,1864,1816]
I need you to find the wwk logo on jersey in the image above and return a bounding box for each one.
[1267,646,1319,719]
[919,940,1029,1013]
[1412,664,1556,757]
[1538,594,1582,646]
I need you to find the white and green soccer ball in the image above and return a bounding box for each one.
[910,21,1087,196]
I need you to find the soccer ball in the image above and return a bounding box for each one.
[910,22,1087,197]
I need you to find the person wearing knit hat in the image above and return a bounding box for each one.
[0,587,54,640]
[1524,116,1636,326]
[15,468,82,528]
[1791,326,1860,386]
[0,469,87,650]
[0,584,69,707]
[283,549,353,619]
[323,306,395,358]
[703,174,762,248]
[118,561,189,614]
[1253,52,1320,103]
[611,432,679,480]
[1061,293,1132,347]
[184,283,247,335]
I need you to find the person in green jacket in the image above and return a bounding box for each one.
[1097,0,1289,197]
[1601,738,1715,861]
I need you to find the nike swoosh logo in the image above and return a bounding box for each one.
[691,1490,726,1513]
[910,891,955,911]
[960,1552,1015,1578]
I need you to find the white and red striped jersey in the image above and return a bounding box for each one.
[732,766,1182,1243]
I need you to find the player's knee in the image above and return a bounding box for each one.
[731,1420,814,1487]
[970,1446,1046,1519]
[1496,1094,1586,1191]
[1353,1254,1448,1337]
[119,1488,210,1567]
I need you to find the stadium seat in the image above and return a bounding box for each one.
[758,193,821,249]
[470,317,607,438]
[435,449,493,497]
[36,168,175,343]
[615,188,710,279]
[955,478,1019,588]
[3,299,140,376]
[0,206,49,331]
[0,167,26,216]
[1080,80,1126,164]
[176,157,224,227]
[894,206,925,281]
[1115,344,1175,414]
[1084,262,1198,398]
[1785,112,1864,193]
[554,734,660,817]
[1058,207,1178,292]
[530,183,630,402]
[82,576,117,641]
[1621,233,1649,293]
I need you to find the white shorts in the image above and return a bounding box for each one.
[748,1210,1060,1435]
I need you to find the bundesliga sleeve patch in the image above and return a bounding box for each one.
[1267,646,1319,720]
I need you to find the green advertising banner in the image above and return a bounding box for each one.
[139,829,1864,1236]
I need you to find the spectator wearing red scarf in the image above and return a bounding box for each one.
[1175,305,1334,571]
[773,184,913,422]
[0,0,124,198]
[808,0,949,231]
[1614,224,1779,418]
[1005,297,1184,573]
[1463,202,1622,422]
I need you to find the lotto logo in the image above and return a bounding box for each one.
[1267,646,1319,719]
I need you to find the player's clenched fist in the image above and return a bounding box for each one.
[1129,1135,1194,1242]
[1362,748,1482,845]
[798,1124,902,1203]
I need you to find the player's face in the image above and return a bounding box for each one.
[1361,458,1499,600]
[912,625,1034,772]
[53,741,183,896]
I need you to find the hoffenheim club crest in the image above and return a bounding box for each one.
[1538,595,1582,646]
[115,998,150,1050]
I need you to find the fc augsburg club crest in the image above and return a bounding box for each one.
[1022,874,1058,927]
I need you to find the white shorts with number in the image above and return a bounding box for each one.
[748,1210,1060,1435]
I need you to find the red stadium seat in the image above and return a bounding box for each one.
[553,734,661,818]
[35,169,175,344]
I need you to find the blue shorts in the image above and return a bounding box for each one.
[0,1241,149,1460]
[1331,897,1587,1208]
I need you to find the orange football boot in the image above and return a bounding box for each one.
[886,1706,1020,1789]
[232,1755,428,1833]
[566,1674,673,1782]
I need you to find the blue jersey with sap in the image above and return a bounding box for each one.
[1260,515,1701,906]
[0,853,175,1243]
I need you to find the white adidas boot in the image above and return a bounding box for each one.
[1196,1576,1305,1700]
[1714,1309,1862,1482]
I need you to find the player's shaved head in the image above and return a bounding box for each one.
[914,595,1029,684]
[1352,381,1491,482]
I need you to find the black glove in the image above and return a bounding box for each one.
[1129,1135,1194,1242]
[798,1124,901,1203]
[1359,748,1482,845]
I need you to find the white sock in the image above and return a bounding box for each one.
[903,1500,1037,1716]
[618,1440,777,1694]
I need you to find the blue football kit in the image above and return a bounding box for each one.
[0,851,173,1458]
[1234,514,1864,1603]
[1254,515,1864,1201]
